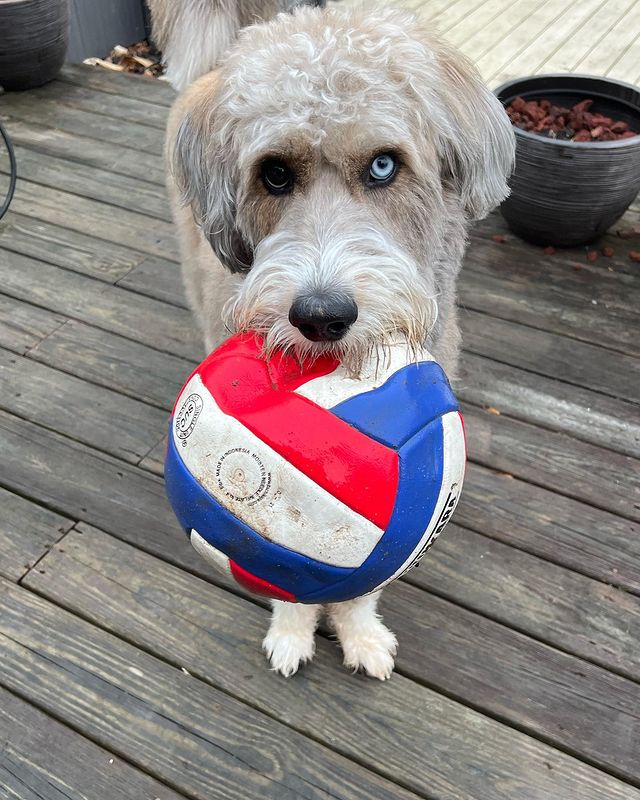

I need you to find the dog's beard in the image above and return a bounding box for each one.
[223,224,438,376]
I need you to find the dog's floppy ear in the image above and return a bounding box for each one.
[168,72,253,274]
[423,38,515,220]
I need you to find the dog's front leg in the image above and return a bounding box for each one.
[328,592,397,681]
[263,600,322,676]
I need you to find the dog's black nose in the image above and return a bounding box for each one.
[289,294,358,342]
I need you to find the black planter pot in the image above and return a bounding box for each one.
[0,0,69,92]
[495,74,640,247]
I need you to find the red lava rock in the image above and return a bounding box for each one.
[611,121,628,133]
[602,246,615,257]
[543,245,556,255]
[573,264,584,271]
[492,234,506,243]
[630,251,640,262]
[505,95,638,142]
[586,250,598,261]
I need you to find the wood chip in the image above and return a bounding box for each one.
[82,57,125,72]
[485,406,501,415]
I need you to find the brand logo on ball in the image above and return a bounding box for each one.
[215,447,272,506]
[175,393,203,445]
[399,482,461,577]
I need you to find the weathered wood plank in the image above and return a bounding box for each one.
[463,402,640,522]
[0,251,199,361]
[0,686,186,800]
[407,523,640,680]
[473,209,640,277]
[457,462,640,595]
[0,409,200,570]
[475,0,569,80]
[0,487,72,581]
[459,352,640,459]
[540,0,636,75]
[29,319,195,408]
[449,0,537,64]
[0,580,425,800]
[138,435,167,473]
[0,213,183,308]
[115,255,186,306]
[58,64,174,108]
[0,93,164,155]
[3,145,170,221]
[0,293,65,356]
[2,180,178,261]
[0,348,167,463]
[490,0,607,87]
[1,116,166,184]
[384,581,640,788]
[574,0,640,77]
[25,525,640,791]
[459,309,639,404]
[460,245,639,356]
[29,79,170,129]
[445,0,509,48]
[0,213,142,283]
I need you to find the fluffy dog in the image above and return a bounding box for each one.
[162,2,515,680]
[148,0,325,90]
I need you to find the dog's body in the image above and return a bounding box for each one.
[158,1,515,679]
[149,0,325,91]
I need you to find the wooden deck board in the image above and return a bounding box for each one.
[401,0,640,86]
[23,525,640,787]
[0,686,187,800]
[0,63,639,800]
[1,581,425,800]
[0,488,72,582]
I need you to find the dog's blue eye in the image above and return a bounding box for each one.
[261,159,294,195]
[368,154,396,184]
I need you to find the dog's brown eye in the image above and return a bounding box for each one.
[261,159,294,195]
[367,153,397,186]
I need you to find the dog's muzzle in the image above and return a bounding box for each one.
[289,293,358,342]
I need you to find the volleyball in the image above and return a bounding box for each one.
[164,333,466,604]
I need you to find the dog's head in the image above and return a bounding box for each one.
[171,5,514,369]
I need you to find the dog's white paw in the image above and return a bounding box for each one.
[339,623,398,681]
[262,628,315,677]
[262,601,321,677]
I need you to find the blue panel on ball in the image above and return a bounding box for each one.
[301,417,445,603]
[165,430,355,602]
[331,361,458,449]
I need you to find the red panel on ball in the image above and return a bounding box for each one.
[199,333,399,529]
[229,559,297,601]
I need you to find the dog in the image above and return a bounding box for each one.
[148,0,326,91]
[159,1,515,680]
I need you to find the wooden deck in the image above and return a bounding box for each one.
[351,0,640,88]
[1,63,639,800]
